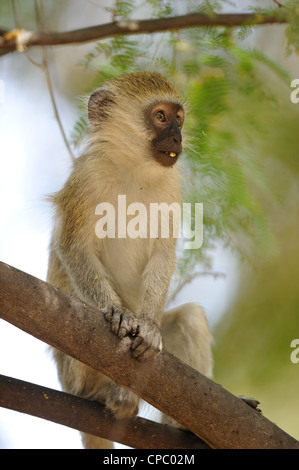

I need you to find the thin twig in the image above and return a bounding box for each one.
[35,0,75,163]
[12,0,43,67]
[273,0,284,7]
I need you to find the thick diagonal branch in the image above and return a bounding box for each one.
[0,11,287,55]
[0,261,298,449]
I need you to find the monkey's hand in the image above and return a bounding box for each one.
[130,320,163,360]
[103,305,138,339]
[103,306,162,359]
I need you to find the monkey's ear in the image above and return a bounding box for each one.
[88,88,115,127]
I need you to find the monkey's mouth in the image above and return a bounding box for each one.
[164,151,177,158]
[160,150,180,159]
[154,149,181,167]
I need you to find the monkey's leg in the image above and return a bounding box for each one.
[81,380,139,448]
[52,349,139,448]
[160,302,213,428]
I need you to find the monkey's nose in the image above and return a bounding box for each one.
[172,135,181,144]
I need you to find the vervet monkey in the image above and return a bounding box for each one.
[47,72,213,449]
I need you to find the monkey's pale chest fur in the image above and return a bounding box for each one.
[99,236,149,312]
[94,168,181,313]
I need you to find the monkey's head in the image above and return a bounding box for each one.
[87,72,185,170]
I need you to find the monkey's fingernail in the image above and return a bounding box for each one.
[119,328,127,338]
[104,312,111,322]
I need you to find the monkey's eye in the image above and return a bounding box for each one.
[155,110,166,122]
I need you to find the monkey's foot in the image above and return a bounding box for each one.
[238,396,261,412]
[103,305,138,339]
[130,319,163,360]
[104,383,139,419]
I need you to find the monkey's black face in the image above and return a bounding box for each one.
[146,102,184,167]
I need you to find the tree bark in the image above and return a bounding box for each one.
[0,261,298,449]
[0,12,287,55]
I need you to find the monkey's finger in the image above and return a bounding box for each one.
[103,305,114,322]
[131,341,156,359]
[112,307,135,338]
[118,315,134,339]
[131,335,143,350]
[110,308,123,335]
[131,334,162,359]
[130,321,139,337]
[130,336,144,357]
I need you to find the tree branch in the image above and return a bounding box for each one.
[0,374,208,449]
[0,261,298,449]
[0,11,287,55]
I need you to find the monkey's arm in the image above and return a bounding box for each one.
[50,235,120,307]
[130,241,176,358]
[138,251,174,323]
[49,174,122,309]
[49,239,138,340]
